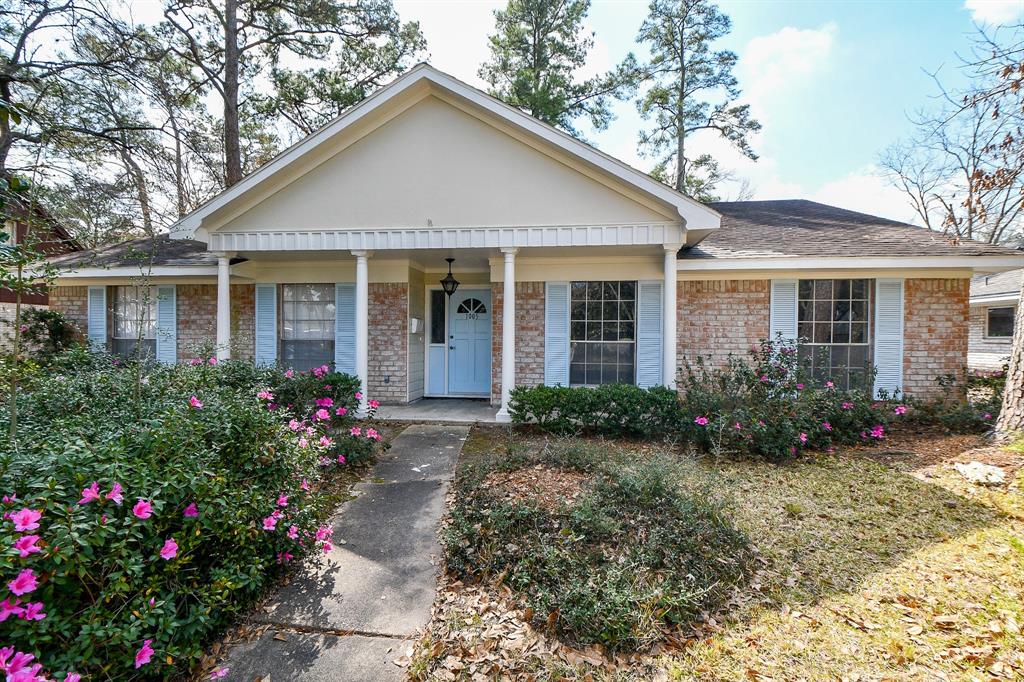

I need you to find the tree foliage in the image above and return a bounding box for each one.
[635,0,759,199]
[479,0,639,137]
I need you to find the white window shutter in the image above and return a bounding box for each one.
[544,282,570,386]
[155,285,177,364]
[334,283,356,375]
[86,286,107,351]
[769,279,798,341]
[254,284,277,366]
[636,280,663,388]
[873,278,904,398]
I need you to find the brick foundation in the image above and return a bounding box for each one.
[368,282,408,404]
[676,279,769,374]
[492,281,545,405]
[903,278,969,398]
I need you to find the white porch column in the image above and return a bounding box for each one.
[663,244,680,388]
[495,247,518,423]
[215,253,233,361]
[353,250,370,415]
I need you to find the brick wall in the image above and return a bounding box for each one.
[492,281,545,405]
[50,286,88,334]
[904,278,969,398]
[968,304,1013,371]
[368,282,408,404]
[676,279,769,375]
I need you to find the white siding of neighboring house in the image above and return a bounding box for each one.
[968,303,1014,371]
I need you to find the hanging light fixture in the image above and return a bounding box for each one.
[440,257,460,297]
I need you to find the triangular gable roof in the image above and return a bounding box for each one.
[171,63,720,243]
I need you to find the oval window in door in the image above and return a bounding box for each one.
[456,298,487,319]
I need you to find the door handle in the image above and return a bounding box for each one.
[449,345,455,350]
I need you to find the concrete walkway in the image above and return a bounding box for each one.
[223,424,469,681]
[374,398,498,424]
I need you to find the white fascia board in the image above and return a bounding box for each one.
[52,266,219,278]
[168,64,719,242]
[970,294,1019,306]
[679,255,1024,271]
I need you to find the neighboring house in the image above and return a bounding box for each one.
[47,64,1024,419]
[1,199,82,344]
[969,268,1021,372]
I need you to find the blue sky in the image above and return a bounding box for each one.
[393,0,1024,222]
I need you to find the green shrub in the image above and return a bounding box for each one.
[443,441,753,651]
[677,338,900,461]
[16,308,83,363]
[904,369,1002,433]
[508,384,680,438]
[0,356,381,680]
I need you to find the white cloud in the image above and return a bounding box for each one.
[963,0,1024,25]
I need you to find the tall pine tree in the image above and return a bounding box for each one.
[479,0,639,138]
[636,0,759,199]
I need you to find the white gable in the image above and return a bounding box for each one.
[216,95,673,233]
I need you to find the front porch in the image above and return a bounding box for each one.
[374,398,499,423]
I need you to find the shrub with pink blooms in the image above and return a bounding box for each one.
[678,338,900,461]
[0,357,382,680]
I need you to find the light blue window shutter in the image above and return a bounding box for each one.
[636,281,663,388]
[254,284,277,366]
[873,278,904,398]
[334,283,356,375]
[155,285,177,364]
[544,282,570,386]
[769,280,798,342]
[87,286,107,351]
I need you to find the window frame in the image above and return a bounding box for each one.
[985,305,1015,340]
[568,280,637,387]
[796,278,874,390]
[110,285,158,359]
[278,283,337,371]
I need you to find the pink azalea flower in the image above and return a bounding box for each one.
[257,390,274,400]
[78,482,101,505]
[798,432,808,443]
[694,416,709,426]
[10,509,42,532]
[365,428,378,440]
[734,422,742,430]
[822,421,832,431]
[368,399,380,409]
[349,427,362,436]
[65,675,82,682]
[189,358,203,366]
[300,479,310,491]
[314,525,333,542]
[298,438,309,448]
[337,454,346,464]
[335,407,348,416]
[262,515,278,531]
[305,426,316,436]
[8,569,38,596]
[106,482,124,505]
[288,419,302,431]
[284,369,294,378]
[133,499,154,519]
[759,375,769,383]
[1,649,40,680]
[319,436,333,448]
[324,384,332,390]
[208,357,217,365]
[315,397,333,407]
[188,395,203,409]
[276,551,294,564]
[287,525,299,540]
[1,494,15,503]
[0,598,24,621]
[134,640,155,669]
[315,408,330,421]
[984,412,993,420]
[149,597,155,607]
[354,391,362,400]
[277,494,288,507]
[210,668,230,679]
[13,535,41,558]
[825,380,835,388]
[894,405,907,415]
[322,542,332,553]
[841,402,854,410]
[159,538,178,560]
[796,383,804,390]
[183,502,199,518]
[20,602,45,621]
[870,425,885,439]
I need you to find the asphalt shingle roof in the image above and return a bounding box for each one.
[682,199,1020,260]
[50,236,216,269]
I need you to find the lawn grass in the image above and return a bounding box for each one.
[414,426,1024,681]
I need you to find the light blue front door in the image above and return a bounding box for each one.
[447,289,491,395]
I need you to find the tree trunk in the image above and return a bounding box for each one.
[120,145,153,234]
[675,24,686,193]
[223,0,242,187]
[9,264,21,438]
[169,111,187,217]
[995,270,1024,438]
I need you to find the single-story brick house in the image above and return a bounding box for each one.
[968,268,1021,371]
[48,64,1024,419]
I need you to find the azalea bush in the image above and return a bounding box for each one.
[508,383,679,438]
[444,440,753,650]
[0,355,382,680]
[903,368,1003,433]
[679,338,901,461]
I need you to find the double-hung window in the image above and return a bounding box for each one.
[986,306,1015,338]
[569,281,636,386]
[280,284,335,371]
[112,285,157,359]
[796,279,872,390]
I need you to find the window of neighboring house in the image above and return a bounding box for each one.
[569,281,636,386]
[986,306,1015,338]
[112,285,157,359]
[796,279,873,390]
[280,284,335,371]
